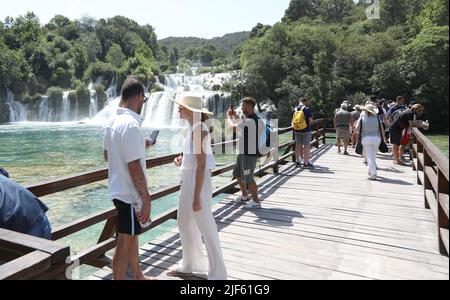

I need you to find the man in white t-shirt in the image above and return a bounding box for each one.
[103,77,154,280]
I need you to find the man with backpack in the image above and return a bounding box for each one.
[292,97,314,168]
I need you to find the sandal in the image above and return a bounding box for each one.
[167,268,193,277]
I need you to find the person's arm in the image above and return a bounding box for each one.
[193,129,209,212]
[128,160,151,223]
[334,114,337,129]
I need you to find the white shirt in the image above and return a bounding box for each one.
[181,123,215,171]
[103,107,147,204]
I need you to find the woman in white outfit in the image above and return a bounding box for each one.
[355,104,387,181]
[167,95,228,280]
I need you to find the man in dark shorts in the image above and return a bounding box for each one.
[389,104,429,165]
[227,97,263,209]
[103,77,155,280]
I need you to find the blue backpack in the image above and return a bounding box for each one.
[258,121,273,155]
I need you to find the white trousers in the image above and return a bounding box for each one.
[362,136,381,176]
[176,169,228,280]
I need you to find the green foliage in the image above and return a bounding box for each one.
[106,43,125,68]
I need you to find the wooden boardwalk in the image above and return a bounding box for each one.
[90,144,449,280]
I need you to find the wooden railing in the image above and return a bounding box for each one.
[0,120,327,279]
[411,128,449,256]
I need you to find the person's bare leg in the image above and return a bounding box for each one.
[247,183,259,203]
[297,144,304,163]
[295,144,301,162]
[392,144,400,163]
[344,138,349,153]
[337,136,341,152]
[236,177,248,198]
[128,235,156,280]
[399,145,405,161]
[303,145,311,164]
[113,234,131,280]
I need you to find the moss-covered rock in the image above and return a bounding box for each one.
[94,84,108,110]
[76,84,91,118]
[47,87,64,121]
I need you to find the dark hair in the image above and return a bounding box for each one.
[370,95,377,101]
[242,97,257,109]
[121,77,145,102]
[299,97,307,103]
[396,96,406,102]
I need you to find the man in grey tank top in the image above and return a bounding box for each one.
[334,103,352,155]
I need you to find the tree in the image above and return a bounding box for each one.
[106,43,125,69]
[319,0,353,23]
[71,44,88,79]
[282,0,321,22]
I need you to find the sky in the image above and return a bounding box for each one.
[0,0,292,39]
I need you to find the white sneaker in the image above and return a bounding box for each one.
[368,175,377,181]
[244,200,262,209]
[234,195,249,204]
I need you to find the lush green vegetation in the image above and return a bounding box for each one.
[226,0,449,132]
[1,0,448,133]
[0,14,170,103]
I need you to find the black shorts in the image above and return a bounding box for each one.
[390,127,403,146]
[113,199,142,236]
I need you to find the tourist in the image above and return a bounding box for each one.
[389,104,429,165]
[0,170,52,239]
[291,97,314,168]
[103,77,155,280]
[355,104,387,180]
[334,103,352,155]
[227,97,264,208]
[168,95,227,280]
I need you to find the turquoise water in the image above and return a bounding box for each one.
[0,123,235,275]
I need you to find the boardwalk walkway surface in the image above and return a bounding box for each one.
[89,144,449,280]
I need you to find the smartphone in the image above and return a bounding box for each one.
[149,130,160,145]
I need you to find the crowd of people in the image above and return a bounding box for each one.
[1,76,432,280]
[327,96,430,180]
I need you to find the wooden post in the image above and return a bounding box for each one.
[437,169,449,256]
[292,129,296,163]
[417,140,424,186]
[423,148,433,209]
[97,216,117,244]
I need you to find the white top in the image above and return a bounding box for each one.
[103,108,147,204]
[181,122,215,171]
[359,112,381,138]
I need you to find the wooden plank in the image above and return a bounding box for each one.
[52,208,116,240]
[440,228,449,255]
[439,194,449,219]
[425,189,438,221]
[425,166,439,193]
[0,228,69,264]
[71,238,116,266]
[0,251,51,280]
[418,171,425,186]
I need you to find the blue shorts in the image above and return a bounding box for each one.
[27,214,52,240]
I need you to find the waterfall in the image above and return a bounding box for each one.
[61,92,71,121]
[89,90,99,118]
[106,76,118,99]
[91,72,233,128]
[5,88,28,122]
[38,96,50,121]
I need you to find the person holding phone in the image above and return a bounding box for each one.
[103,77,155,280]
[168,95,227,280]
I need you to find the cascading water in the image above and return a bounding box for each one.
[5,88,28,122]
[91,72,234,128]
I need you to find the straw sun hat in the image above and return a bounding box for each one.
[171,95,214,116]
[361,104,379,115]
